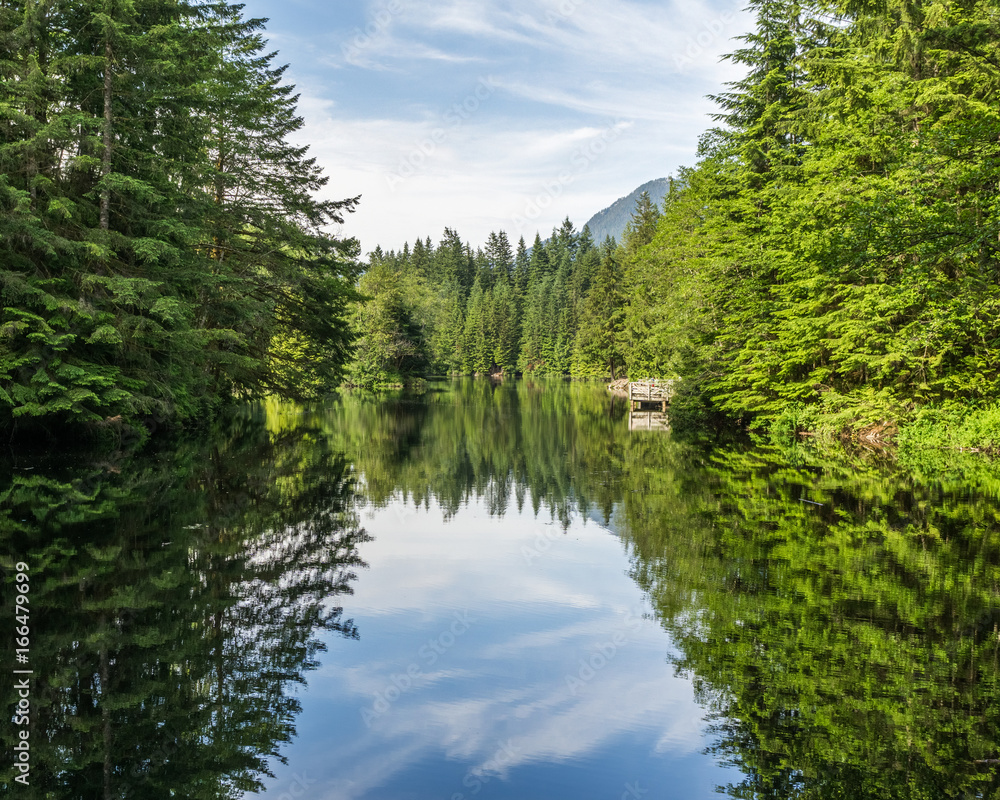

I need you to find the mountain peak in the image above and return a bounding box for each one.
[583,178,670,244]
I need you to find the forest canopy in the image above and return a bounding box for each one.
[346,219,636,387]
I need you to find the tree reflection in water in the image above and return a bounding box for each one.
[5,379,1000,799]
[310,380,1000,799]
[0,407,368,799]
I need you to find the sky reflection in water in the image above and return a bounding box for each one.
[259,496,736,799]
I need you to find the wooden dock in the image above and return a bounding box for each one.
[627,379,674,412]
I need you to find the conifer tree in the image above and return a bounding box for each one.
[435,227,472,298]
[529,232,550,282]
[553,217,579,261]
[473,246,492,291]
[0,0,360,434]
[513,236,530,297]
[485,230,514,283]
[709,0,816,178]
[200,4,360,400]
[412,237,433,277]
[550,253,574,373]
[573,240,625,378]
[519,273,553,373]
[490,274,520,375]
[462,278,492,374]
[622,191,660,254]
[577,225,595,258]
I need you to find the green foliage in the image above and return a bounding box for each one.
[622,439,1000,799]
[365,215,634,381]
[622,0,1000,440]
[0,0,359,436]
[461,278,492,374]
[348,256,428,387]
[897,402,1000,454]
[572,238,625,378]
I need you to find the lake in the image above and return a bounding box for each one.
[3,379,1000,799]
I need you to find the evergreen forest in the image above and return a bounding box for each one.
[0,0,360,436]
[351,0,1000,442]
[5,0,1000,444]
[348,218,635,387]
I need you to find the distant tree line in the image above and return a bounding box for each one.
[349,207,663,386]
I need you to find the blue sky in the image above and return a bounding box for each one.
[238,0,753,253]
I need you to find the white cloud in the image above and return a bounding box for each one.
[247,0,753,250]
[305,613,709,800]
[292,93,715,250]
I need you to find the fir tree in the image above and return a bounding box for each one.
[462,278,492,374]
[490,273,520,375]
[513,236,530,297]
[572,240,625,378]
[0,0,360,435]
[529,232,550,282]
[485,230,514,283]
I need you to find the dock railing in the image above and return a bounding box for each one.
[627,379,674,411]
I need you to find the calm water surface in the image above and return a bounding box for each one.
[3,379,1000,799]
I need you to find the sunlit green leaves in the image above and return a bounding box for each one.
[625,0,1000,441]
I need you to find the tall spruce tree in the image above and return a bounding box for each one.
[485,230,513,283]
[200,5,360,401]
[462,278,491,374]
[490,273,520,375]
[519,273,552,373]
[513,236,530,297]
[572,239,625,378]
[0,0,359,436]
